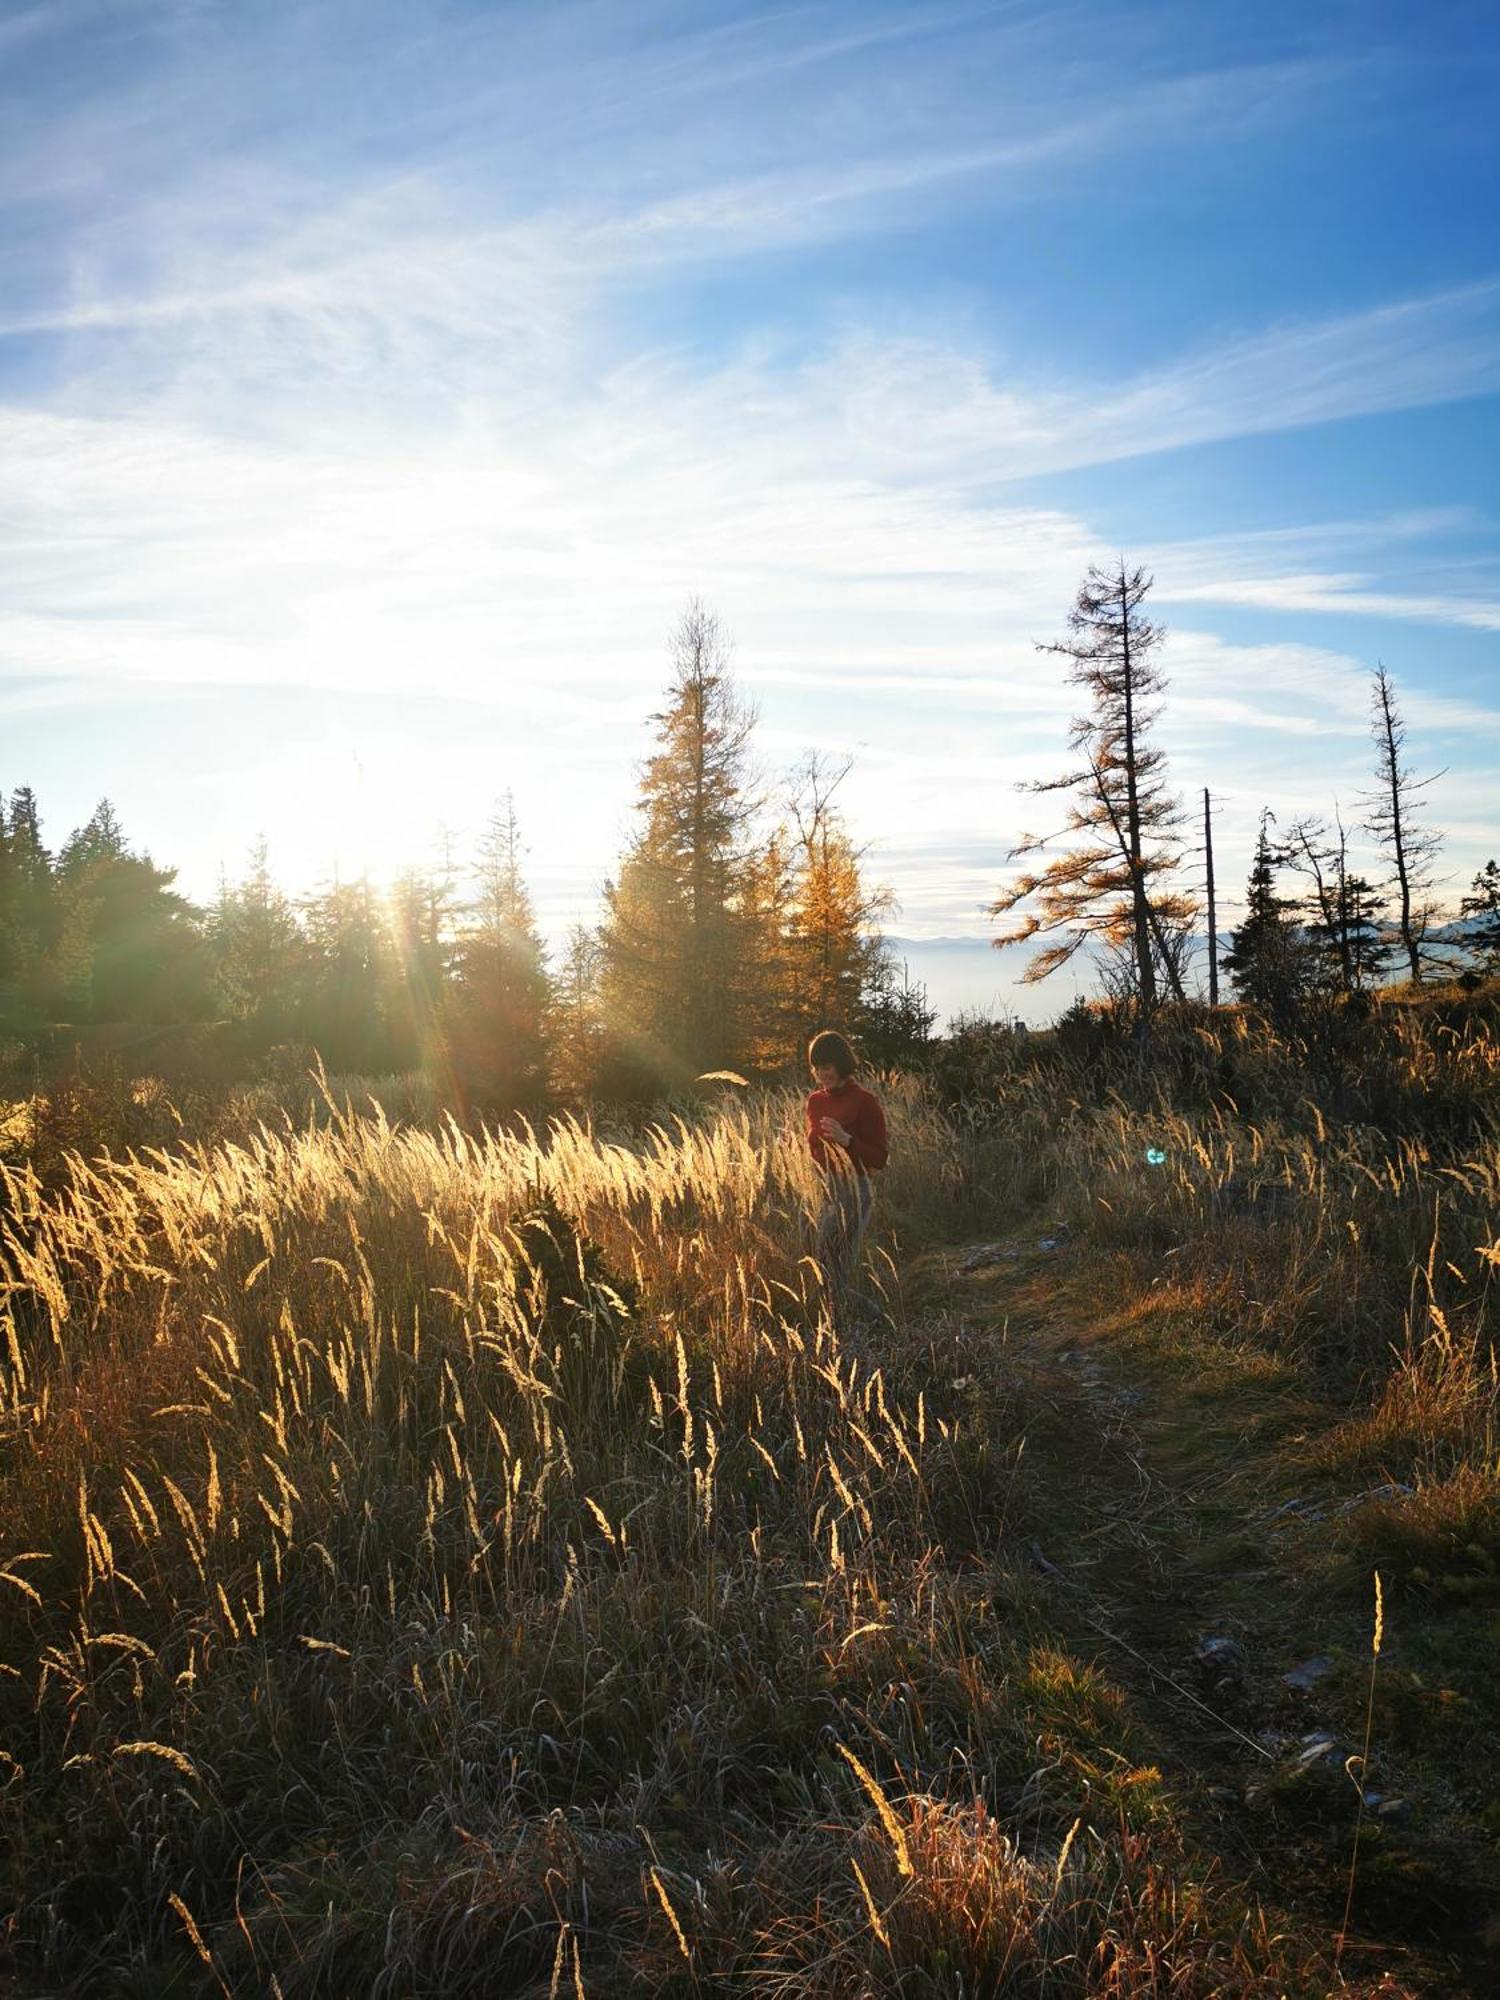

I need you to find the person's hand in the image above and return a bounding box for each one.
[819,1117,851,1146]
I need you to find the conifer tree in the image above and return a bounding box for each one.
[299,875,391,1071]
[1221,812,1315,1020]
[0,789,62,1025]
[738,825,799,1073]
[55,799,211,1022]
[452,795,551,1110]
[1459,860,1500,973]
[599,602,759,1090]
[785,755,890,1039]
[551,924,607,1101]
[386,865,455,1072]
[1286,813,1391,995]
[857,950,937,1068]
[212,839,305,1042]
[992,561,1194,1016]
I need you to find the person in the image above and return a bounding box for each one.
[804,1029,888,1323]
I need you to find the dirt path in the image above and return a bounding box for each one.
[921,1230,1499,1998]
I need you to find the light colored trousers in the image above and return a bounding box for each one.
[814,1169,874,1317]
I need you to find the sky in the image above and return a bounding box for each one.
[1,0,1497,1021]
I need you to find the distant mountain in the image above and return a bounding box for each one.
[878,931,1228,1030]
[877,935,1061,1030]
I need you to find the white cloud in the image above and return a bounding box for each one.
[1,0,1496,946]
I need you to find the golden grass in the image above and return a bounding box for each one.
[0,1010,1493,1992]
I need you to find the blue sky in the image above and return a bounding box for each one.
[1,0,1497,1016]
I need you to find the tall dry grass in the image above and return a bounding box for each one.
[0,1070,1311,1994]
[956,993,1500,1596]
[8,992,1494,1993]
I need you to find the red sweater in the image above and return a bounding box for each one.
[806,1079,888,1175]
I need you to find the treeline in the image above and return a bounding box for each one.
[991,562,1500,1022]
[6,572,1497,1107]
[1,604,932,1107]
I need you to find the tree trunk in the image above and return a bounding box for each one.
[1118,563,1157,1012]
[1204,787,1218,1008]
[1374,671,1419,983]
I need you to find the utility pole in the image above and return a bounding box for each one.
[1204,787,1219,1008]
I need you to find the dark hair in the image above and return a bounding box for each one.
[808,1030,857,1078]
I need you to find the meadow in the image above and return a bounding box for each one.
[1,992,1497,1995]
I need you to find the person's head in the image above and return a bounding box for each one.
[808,1029,857,1090]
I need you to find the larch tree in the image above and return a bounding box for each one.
[599,601,760,1090]
[737,823,799,1074]
[1202,787,1220,1008]
[991,560,1194,1017]
[784,754,891,1041]
[1362,664,1445,985]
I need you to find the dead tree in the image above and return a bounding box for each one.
[1362,664,1445,984]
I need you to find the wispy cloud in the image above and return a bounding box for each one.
[1,0,1496,940]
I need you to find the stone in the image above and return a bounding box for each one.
[1193,1635,1248,1687]
[1281,1654,1335,1693]
[1291,1733,1341,1774]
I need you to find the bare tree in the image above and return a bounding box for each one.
[1362,664,1445,984]
[991,560,1194,1017]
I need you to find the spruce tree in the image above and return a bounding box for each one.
[386,865,455,1073]
[1459,860,1500,973]
[452,796,552,1110]
[212,839,305,1043]
[55,800,211,1023]
[4,789,61,1023]
[599,602,759,1091]
[550,924,607,1101]
[299,875,391,1071]
[1221,812,1314,1020]
[1286,813,1391,995]
[992,561,1194,1017]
